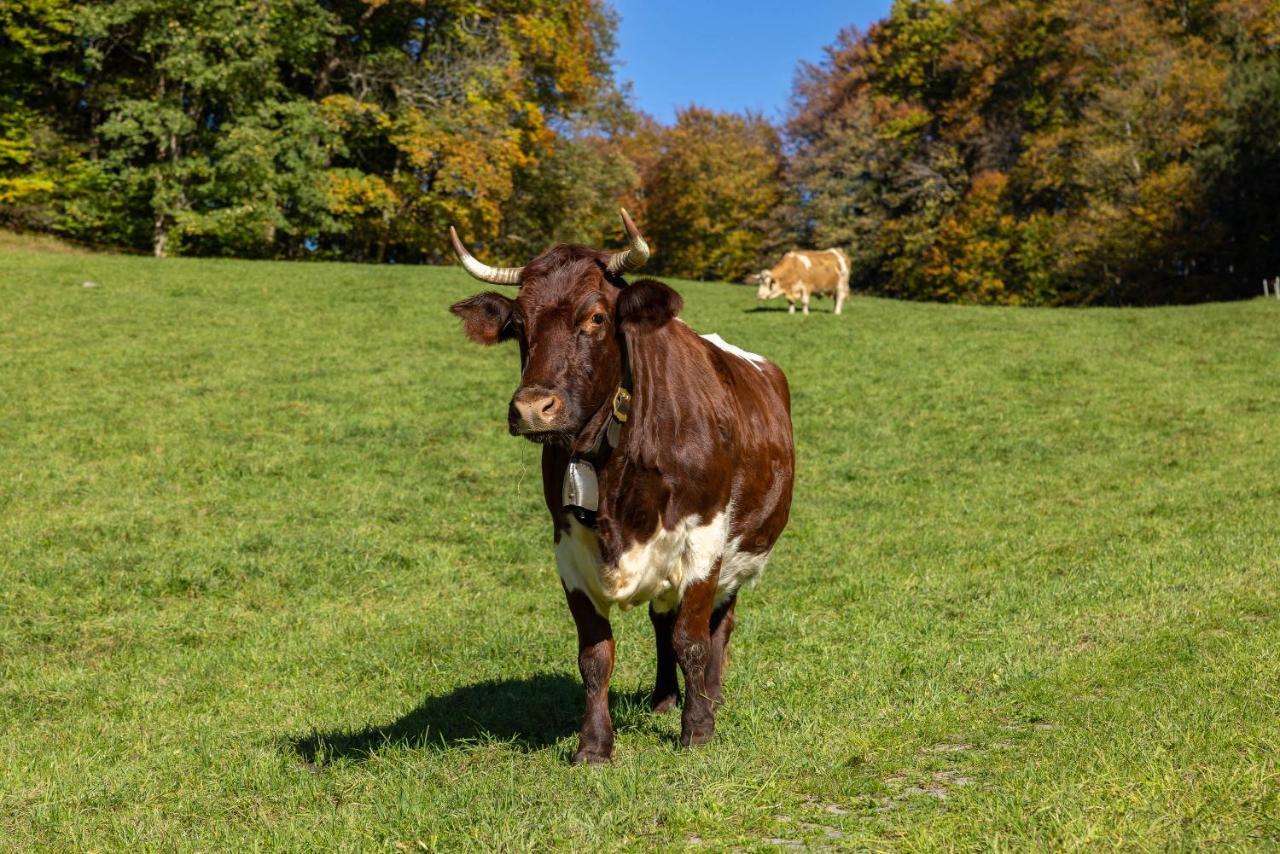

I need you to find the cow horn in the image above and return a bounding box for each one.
[606,209,650,275]
[449,226,522,286]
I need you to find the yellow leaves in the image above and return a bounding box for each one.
[0,137,36,166]
[510,3,603,109]
[873,98,933,140]
[324,171,397,216]
[318,95,391,133]
[874,0,955,92]
[1129,161,1200,232]
[642,107,785,281]
[513,14,557,58]
[922,170,1020,304]
[1,0,76,54]
[969,170,1008,199]
[381,102,521,253]
[0,176,55,204]
[1214,0,1280,50]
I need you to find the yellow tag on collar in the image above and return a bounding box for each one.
[612,387,632,423]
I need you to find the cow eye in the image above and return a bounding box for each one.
[591,312,607,325]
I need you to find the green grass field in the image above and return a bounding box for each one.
[2,242,1279,850]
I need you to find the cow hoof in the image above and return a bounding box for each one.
[679,724,715,748]
[649,691,680,714]
[571,748,613,766]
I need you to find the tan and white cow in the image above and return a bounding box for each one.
[755,248,850,315]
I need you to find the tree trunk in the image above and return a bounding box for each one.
[153,213,168,258]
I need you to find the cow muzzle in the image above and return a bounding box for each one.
[508,387,565,437]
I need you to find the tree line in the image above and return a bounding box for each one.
[2,1,1278,304]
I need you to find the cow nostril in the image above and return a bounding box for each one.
[511,390,562,431]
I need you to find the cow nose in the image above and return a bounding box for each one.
[509,387,564,433]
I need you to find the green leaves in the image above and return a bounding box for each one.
[0,0,627,263]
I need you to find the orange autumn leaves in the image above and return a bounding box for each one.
[789,0,1280,304]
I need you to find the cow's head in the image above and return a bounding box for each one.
[756,270,782,301]
[448,210,681,444]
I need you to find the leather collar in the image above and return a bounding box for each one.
[563,334,634,527]
[569,332,634,464]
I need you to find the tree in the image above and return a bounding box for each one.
[311,0,626,263]
[785,0,1278,304]
[788,23,963,296]
[0,0,628,263]
[1201,55,1280,289]
[4,0,1279,304]
[500,131,639,259]
[922,171,1019,302]
[59,0,337,256]
[0,0,76,231]
[640,107,786,282]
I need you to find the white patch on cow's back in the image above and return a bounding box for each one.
[828,248,849,278]
[797,253,813,269]
[701,333,766,371]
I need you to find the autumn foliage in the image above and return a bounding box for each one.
[788,0,1280,303]
[2,0,1279,303]
[0,0,630,263]
[637,108,786,282]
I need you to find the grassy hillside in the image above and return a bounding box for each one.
[2,244,1279,849]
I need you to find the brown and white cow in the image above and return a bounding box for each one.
[755,249,850,315]
[447,211,795,763]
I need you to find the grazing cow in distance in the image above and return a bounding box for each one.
[446,211,795,764]
[755,248,850,315]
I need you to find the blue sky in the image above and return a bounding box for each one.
[612,1,893,125]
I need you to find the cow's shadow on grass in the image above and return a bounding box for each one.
[742,305,836,314]
[288,673,655,765]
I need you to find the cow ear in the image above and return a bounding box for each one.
[616,279,683,332]
[450,292,516,345]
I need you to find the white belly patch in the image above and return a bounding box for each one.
[555,510,770,615]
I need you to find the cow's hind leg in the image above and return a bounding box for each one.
[673,561,721,748]
[564,586,615,765]
[705,593,737,706]
[648,604,680,713]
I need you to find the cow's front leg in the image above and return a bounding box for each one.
[705,593,737,706]
[564,586,615,765]
[673,560,721,748]
[648,604,680,713]
[787,299,796,315]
